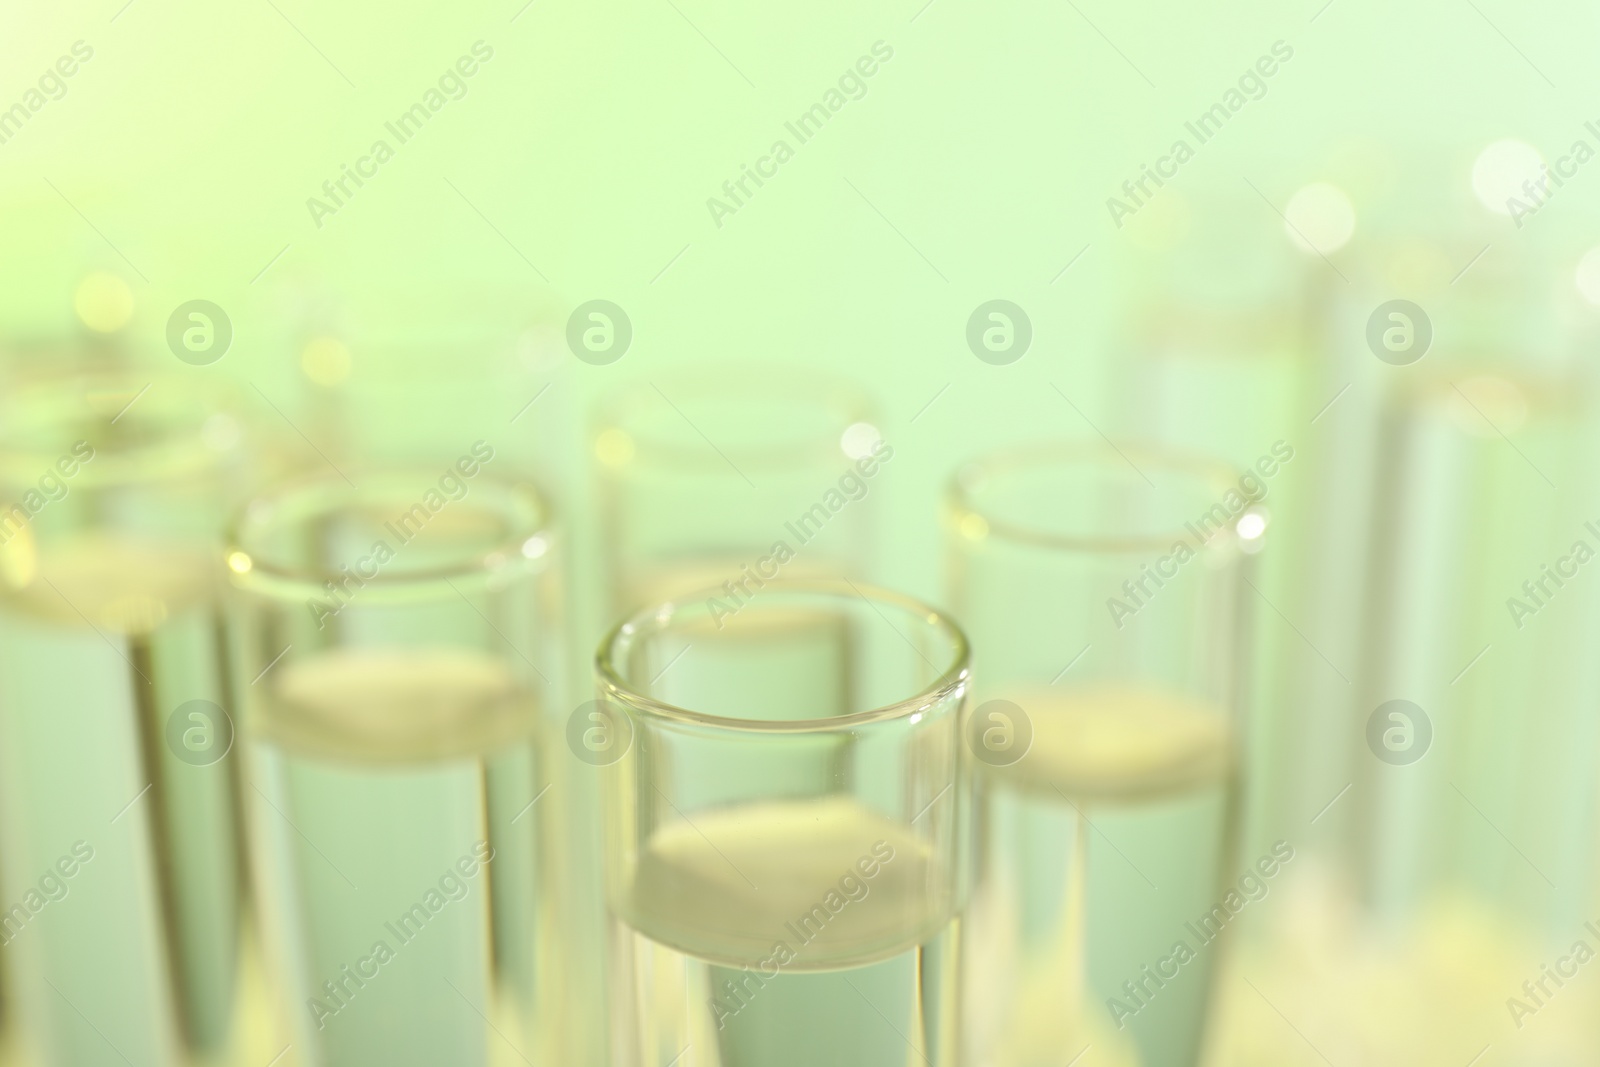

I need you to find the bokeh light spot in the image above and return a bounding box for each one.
[1284,183,1356,254]
[301,337,352,387]
[1472,139,1544,215]
[74,272,134,333]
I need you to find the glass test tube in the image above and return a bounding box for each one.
[1112,277,1335,859]
[947,444,1254,1067]
[595,579,969,1067]
[228,469,561,1067]
[594,370,883,615]
[0,373,272,1067]
[1204,327,1600,1066]
[1354,365,1600,931]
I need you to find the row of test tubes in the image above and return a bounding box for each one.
[0,242,1596,1067]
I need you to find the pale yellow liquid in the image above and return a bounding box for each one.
[0,533,277,1067]
[258,646,540,765]
[613,796,960,1067]
[251,646,548,1067]
[990,684,1232,800]
[968,684,1235,1067]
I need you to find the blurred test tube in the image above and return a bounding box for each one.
[0,372,280,1067]
[947,444,1257,1067]
[229,469,562,1067]
[593,368,885,618]
[1352,360,1600,932]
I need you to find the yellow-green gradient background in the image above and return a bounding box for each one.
[5,1,1600,1065]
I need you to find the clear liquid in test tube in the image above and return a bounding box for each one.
[948,444,1253,1067]
[229,469,562,1067]
[596,579,969,1067]
[0,374,279,1067]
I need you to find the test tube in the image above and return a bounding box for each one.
[594,578,968,1067]
[1112,277,1336,860]
[1202,362,1600,1066]
[947,444,1255,1067]
[0,372,272,1067]
[593,370,883,614]
[1353,364,1600,931]
[227,468,561,1067]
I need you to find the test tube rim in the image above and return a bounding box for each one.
[947,439,1249,556]
[593,366,877,473]
[0,369,251,489]
[226,466,555,601]
[594,576,970,734]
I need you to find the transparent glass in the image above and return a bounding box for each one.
[1352,366,1600,928]
[594,369,885,615]
[947,444,1252,1067]
[228,469,562,1067]
[0,372,274,1067]
[1207,285,1600,1063]
[1112,276,1328,863]
[595,579,969,1067]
